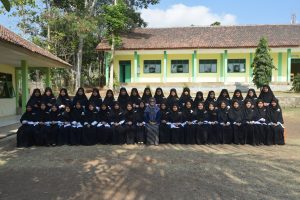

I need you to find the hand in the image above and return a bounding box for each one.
[128,121,132,125]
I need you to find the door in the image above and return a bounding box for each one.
[119,61,131,83]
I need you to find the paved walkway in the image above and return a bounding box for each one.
[0,115,20,139]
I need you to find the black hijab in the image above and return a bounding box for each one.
[243,99,255,122]
[27,88,42,110]
[141,87,152,104]
[232,89,244,101]
[167,88,179,108]
[179,87,193,108]
[228,100,243,123]
[98,103,110,122]
[88,88,102,108]
[217,89,231,106]
[103,89,115,109]
[267,98,283,124]
[109,101,124,123]
[117,87,129,109]
[204,90,216,109]
[72,87,88,108]
[193,91,204,108]
[258,85,275,104]
[154,87,165,105]
[42,87,56,109]
[193,102,207,122]
[168,104,182,123]
[182,99,194,121]
[56,88,71,108]
[85,103,98,123]
[129,88,141,106]
[217,100,230,123]
[255,99,268,121]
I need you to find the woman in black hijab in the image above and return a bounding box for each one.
[117,87,129,110]
[47,104,61,146]
[232,89,244,106]
[258,85,275,107]
[217,100,232,144]
[168,103,183,144]
[179,87,193,109]
[33,102,49,146]
[82,102,98,145]
[206,102,219,144]
[217,89,231,108]
[193,91,204,109]
[141,87,152,105]
[110,101,125,145]
[242,99,256,145]
[267,98,285,145]
[103,89,115,109]
[97,103,112,144]
[56,88,71,111]
[245,89,257,107]
[129,88,141,108]
[17,104,37,147]
[123,102,136,144]
[166,88,179,109]
[159,100,170,144]
[57,104,72,145]
[193,102,208,145]
[182,99,196,144]
[204,90,216,110]
[135,101,146,144]
[228,100,244,144]
[154,87,165,106]
[70,101,85,145]
[27,88,42,111]
[88,88,102,110]
[72,87,88,109]
[42,87,56,111]
[254,99,269,145]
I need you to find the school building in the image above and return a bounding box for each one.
[0,24,70,117]
[97,25,300,86]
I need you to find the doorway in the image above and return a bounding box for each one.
[291,59,300,81]
[119,61,131,83]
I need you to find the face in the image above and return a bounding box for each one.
[186,101,192,109]
[132,90,137,96]
[210,92,215,98]
[172,105,178,112]
[235,92,241,97]
[197,103,204,110]
[145,90,150,95]
[220,102,226,109]
[121,90,126,95]
[78,89,83,95]
[271,101,277,107]
[161,104,166,110]
[156,90,162,95]
[222,91,227,97]
[184,91,189,95]
[46,90,51,96]
[114,104,120,110]
[139,102,145,108]
[171,91,176,96]
[107,91,112,97]
[233,102,239,109]
[26,106,32,112]
[246,102,252,108]
[35,90,40,97]
[76,103,81,109]
[263,86,269,93]
[92,91,98,96]
[209,104,214,110]
[51,106,57,112]
[197,93,202,99]
[258,102,264,108]
[101,104,107,110]
[60,90,66,96]
[248,90,254,97]
[89,104,94,111]
[65,107,71,112]
[41,104,46,110]
[149,100,155,106]
[127,104,133,111]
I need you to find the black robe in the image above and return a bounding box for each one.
[168,111,184,144]
[217,108,233,144]
[33,109,50,146]
[109,108,125,145]
[182,108,196,144]
[193,108,208,144]
[82,109,98,145]
[267,105,284,145]
[70,108,84,145]
[207,109,219,144]
[124,110,136,144]
[135,107,146,143]
[117,95,129,110]
[17,111,37,147]
[243,107,257,145]
[228,107,244,144]
[57,110,72,145]
[88,96,102,110]
[27,95,42,112]
[254,107,269,145]
[258,86,275,104]
[97,108,112,144]
[42,94,56,111]
[159,109,170,144]
[166,96,179,109]
[72,95,88,109]
[47,110,61,145]
[179,95,193,109]
[56,95,72,111]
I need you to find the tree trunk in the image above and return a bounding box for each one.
[109,37,115,89]
[75,36,84,90]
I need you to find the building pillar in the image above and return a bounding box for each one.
[45,67,51,87]
[15,68,20,113]
[287,49,291,83]
[163,51,167,82]
[21,60,29,113]
[134,51,138,82]
[104,52,109,86]
[192,50,197,82]
[222,50,228,83]
[249,52,254,83]
[278,52,283,82]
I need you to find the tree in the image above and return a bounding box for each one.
[291,74,300,93]
[251,37,276,89]
[0,0,10,11]
[211,21,221,26]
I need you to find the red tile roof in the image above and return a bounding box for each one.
[0,24,71,67]
[96,24,300,51]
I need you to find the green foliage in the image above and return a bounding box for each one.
[1,0,11,11]
[251,37,276,89]
[291,74,300,93]
[211,21,221,26]
[113,71,120,91]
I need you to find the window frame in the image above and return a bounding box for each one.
[199,59,218,73]
[143,60,162,74]
[171,60,189,73]
[227,59,246,73]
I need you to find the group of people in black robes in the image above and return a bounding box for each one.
[17,85,285,147]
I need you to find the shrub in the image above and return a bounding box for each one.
[291,74,300,93]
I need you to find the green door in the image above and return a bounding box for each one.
[119,61,131,83]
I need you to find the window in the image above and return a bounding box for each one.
[144,60,161,73]
[0,72,15,98]
[171,60,189,73]
[199,59,217,73]
[228,59,246,73]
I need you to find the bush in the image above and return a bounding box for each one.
[291,74,300,93]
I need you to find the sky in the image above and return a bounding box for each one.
[0,0,299,35]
